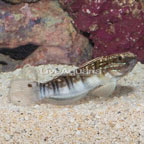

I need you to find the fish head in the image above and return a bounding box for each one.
[106,52,137,78]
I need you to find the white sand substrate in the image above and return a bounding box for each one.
[0,62,143,143]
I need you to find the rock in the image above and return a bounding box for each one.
[0,54,21,72]
[59,0,144,63]
[2,0,39,4]
[0,0,92,69]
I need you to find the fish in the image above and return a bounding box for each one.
[8,52,137,106]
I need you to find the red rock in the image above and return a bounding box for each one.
[59,0,144,63]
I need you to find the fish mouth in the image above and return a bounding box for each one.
[112,59,137,78]
[127,59,137,72]
[121,59,137,75]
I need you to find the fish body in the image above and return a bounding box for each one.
[37,75,104,104]
[8,52,137,106]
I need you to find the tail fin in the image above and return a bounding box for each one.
[8,79,40,106]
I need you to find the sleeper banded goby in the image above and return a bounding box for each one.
[8,52,137,106]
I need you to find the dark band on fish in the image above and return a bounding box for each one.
[63,76,71,89]
[51,81,56,94]
[55,80,59,94]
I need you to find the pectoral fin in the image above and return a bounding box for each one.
[89,80,117,97]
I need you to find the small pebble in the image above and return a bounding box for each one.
[4,134,11,141]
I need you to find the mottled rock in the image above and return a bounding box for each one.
[2,0,39,4]
[0,54,21,72]
[0,0,92,69]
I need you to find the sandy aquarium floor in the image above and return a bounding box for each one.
[0,62,144,143]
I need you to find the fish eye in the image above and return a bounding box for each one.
[28,83,32,87]
[118,55,123,61]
